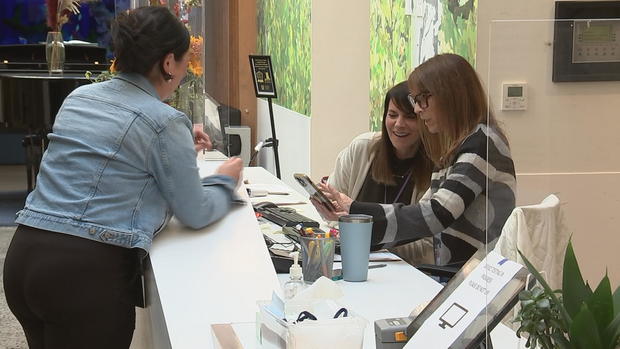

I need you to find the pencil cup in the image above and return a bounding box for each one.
[338,214,373,282]
[299,236,336,283]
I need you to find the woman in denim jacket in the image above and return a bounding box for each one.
[3,7,242,348]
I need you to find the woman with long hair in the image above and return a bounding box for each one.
[326,81,435,264]
[315,54,516,266]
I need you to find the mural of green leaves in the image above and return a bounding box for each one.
[439,0,477,67]
[369,0,412,131]
[257,0,311,116]
[369,0,478,131]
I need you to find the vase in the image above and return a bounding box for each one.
[45,32,65,74]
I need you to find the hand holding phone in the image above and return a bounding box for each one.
[293,173,337,212]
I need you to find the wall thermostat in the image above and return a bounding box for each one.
[501,82,527,111]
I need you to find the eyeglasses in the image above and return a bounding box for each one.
[408,91,432,109]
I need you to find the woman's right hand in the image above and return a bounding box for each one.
[310,182,352,221]
[318,182,353,213]
[215,157,243,184]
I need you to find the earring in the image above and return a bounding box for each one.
[165,72,173,81]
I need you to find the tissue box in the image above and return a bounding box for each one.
[258,277,366,349]
[258,302,366,349]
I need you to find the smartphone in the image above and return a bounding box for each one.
[293,173,337,212]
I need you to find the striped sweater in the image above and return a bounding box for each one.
[350,124,516,265]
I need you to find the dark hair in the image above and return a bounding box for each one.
[111,6,190,77]
[370,81,433,196]
[408,53,508,167]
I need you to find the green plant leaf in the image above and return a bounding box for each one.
[586,276,614,348]
[603,313,620,349]
[614,286,620,317]
[519,249,571,327]
[569,303,602,349]
[551,330,572,349]
[563,240,593,319]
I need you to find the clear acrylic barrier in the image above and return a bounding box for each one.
[485,18,620,346]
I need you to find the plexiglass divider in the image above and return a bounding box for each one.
[486,18,620,347]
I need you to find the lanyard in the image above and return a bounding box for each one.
[384,169,413,204]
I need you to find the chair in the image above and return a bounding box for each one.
[416,194,570,285]
[493,194,570,329]
[493,194,570,291]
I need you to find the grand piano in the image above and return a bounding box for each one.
[0,44,110,191]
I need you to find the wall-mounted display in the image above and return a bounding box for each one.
[553,1,620,82]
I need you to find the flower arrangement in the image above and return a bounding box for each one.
[86,1,204,123]
[165,0,205,124]
[188,35,204,77]
[47,0,96,32]
[46,0,99,72]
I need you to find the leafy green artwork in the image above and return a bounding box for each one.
[369,0,478,131]
[438,0,477,67]
[369,0,412,131]
[257,0,311,116]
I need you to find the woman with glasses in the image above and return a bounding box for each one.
[323,81,435,264]
[3,7,242,348]
[314,53,516,267]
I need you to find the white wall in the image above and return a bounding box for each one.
[256,0,370,191]
[477,0,620,287]
[256,99,310,192]
[310,0,371,179]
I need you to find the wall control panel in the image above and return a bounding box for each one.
[501,82,527,111]
[572,20,619,64]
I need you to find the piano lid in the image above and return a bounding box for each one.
[0,44,110,73]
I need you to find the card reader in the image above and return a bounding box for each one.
[374,317,413,349]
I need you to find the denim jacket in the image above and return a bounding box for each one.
[16,73,236,252]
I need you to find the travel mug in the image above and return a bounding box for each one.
[338,214,373,281]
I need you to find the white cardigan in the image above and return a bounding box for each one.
[326,132,433,264]
[327,132,423,202]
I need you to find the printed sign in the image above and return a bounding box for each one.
[404,251,522,348]
[249,55,278,98]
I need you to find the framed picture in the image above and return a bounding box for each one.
[553,1,620,82]
[249,55,278,98]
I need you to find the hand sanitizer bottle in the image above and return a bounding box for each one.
[283,251,304,300]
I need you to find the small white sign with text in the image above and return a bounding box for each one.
[404,251,522,348]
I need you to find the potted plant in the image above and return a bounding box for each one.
[515,241,620,349]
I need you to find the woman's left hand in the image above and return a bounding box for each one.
[193,129,212,152]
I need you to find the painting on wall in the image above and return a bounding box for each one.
[0,0,126,58]
[369,0,477,131]
[369,0,412,131]
[257,0,311,117]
